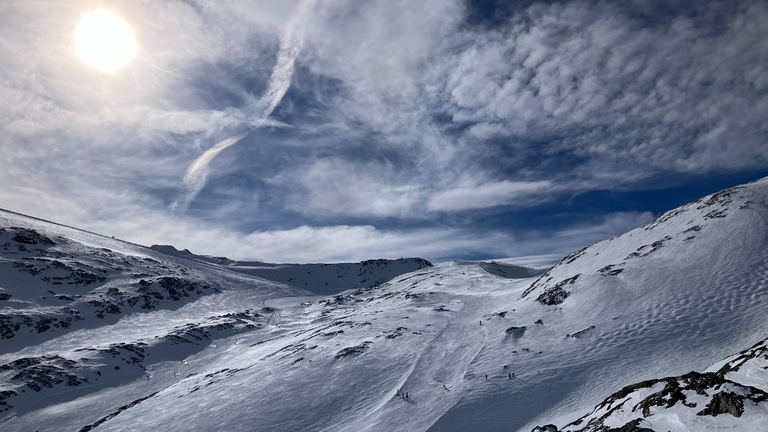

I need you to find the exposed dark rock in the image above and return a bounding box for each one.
[563,247,588,265]
[78,391,159,432]
[598,264,624,276]
[696,188,741,210]
[322,330,344,337]
[566,326,596,339]
[643,207,688,230]
[12,261,41,276]
[537,275,580,306]
[607,418,654,432]
[335,341,373,359]
[69,269,106,285]
[697,391,744,418]
[626,237,671,260]
[704,209,727,219]
[560,368,768,431]
[384,327,407,339]
[0,314,23,340]
[0,389,18,411]
[1,355,87,396]
[2,227,57,246]
[35,316,54,333]
[157,276,198,300]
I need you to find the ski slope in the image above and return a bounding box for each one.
[1,177,768,431]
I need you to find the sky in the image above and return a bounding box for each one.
[1,0,767,266]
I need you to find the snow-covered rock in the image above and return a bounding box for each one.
[532,337,768,432]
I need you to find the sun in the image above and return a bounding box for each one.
[75,10,136,72]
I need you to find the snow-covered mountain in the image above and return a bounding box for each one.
[1,177,768,432]
[149,244,433,296]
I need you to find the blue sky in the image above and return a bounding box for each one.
[1,0,767,265]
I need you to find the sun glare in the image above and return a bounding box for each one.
[75,10,136,72]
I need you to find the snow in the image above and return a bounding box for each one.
[150,244,434,296]
[1,177,768,431]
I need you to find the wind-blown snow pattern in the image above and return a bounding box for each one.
[2,177,768,431]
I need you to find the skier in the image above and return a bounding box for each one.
[508,372,511,379]
[443,384,448,390]
[513,372,515,378]
[485,374,488,380]
[397,389,400,396]
[406,392,409,399]
[480,321,482,325]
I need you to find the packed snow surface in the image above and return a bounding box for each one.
[1,177,768,431]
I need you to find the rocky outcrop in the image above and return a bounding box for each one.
[335,341,373,359]
[536,275,579,306]
[533,337,768,432]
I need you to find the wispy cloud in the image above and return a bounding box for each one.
[172,134,248,212]
[426,180,553,212]
[172,0,317,212]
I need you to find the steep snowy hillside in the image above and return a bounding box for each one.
[428,179,768,432]
[540,337,768,431]
[149,244,433,296]
[1,177,768,432]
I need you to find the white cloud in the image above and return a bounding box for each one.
[172,134,248,212]
[427,180,552,212]
[52,206,516,264]
[283,158,424,218]
[283,159,554,217]
[442,1,768,175]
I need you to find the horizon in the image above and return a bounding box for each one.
[2,1,768,266]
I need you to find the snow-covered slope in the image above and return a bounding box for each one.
[536,336,768,431]
[1,177,768,432]
[0,209,431,424]
[149,244,433,296]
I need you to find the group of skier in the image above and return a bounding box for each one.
[395,365,543,402]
